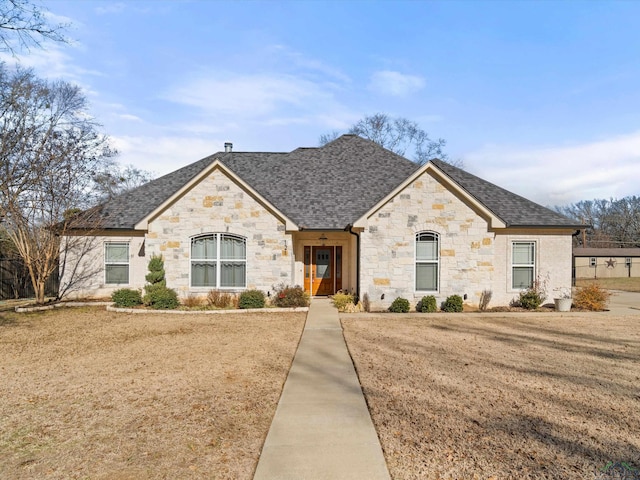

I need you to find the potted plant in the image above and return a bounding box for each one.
[553,288,572,312]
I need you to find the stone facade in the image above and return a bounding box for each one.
[145,167,293,296]
[360,170,574,310]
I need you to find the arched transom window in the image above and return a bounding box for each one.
[416,232,439,291]
[191,234,246,288]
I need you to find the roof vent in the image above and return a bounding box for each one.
[224,142,233,153]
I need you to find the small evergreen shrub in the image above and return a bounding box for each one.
[111,288,142,307]
[419,295,437,313]
[144,284,179,309]
[515,277,547,310]
[207,289,234,308]
[389,297,410,313]
[441,294,464,312]
[332,292,354,312]
[574,283,612,311]
[145,254,166,287]
[273,284,309,307]
[238,289,265,309]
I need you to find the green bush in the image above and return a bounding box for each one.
[515,277,547,310]
[143,284,179,309]
[441,294,463,312]
[145,254,166,287]
[273,284,309,307]
[238,289,265,309]
[389,297,410,313]
[419,295,437,313]
[332,292,354,312]
[111,288,142,307]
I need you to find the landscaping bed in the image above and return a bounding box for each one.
[0,307,305,479]
[342,314,640,479]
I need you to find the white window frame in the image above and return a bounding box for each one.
[590,257,597,267]
[190,233,247,289]
[415,231,439,292]
[104,241,130,285]
[625,257,632,267]
[511,241,536,290]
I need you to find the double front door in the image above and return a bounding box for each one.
[304,246,342,296]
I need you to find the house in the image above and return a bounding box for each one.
[573,248,640,280]
[63,134,584,310]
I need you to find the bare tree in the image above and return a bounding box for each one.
[92,161,154,201]
[0,64,115,303]
[0,0,68,54]
[557,196,640,248]
[319,112,461,167]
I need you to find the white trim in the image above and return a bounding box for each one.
[134,159,298,231]
[104,241,130,285]
[189,233,247,290]
[414,231,440,293]
[511,240,536,290]
[353,161,507,229]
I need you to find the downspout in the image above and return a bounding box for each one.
[346,224,360,303]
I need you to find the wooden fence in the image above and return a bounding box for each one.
[0,257,59,300]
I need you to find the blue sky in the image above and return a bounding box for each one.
[4,0,640,207]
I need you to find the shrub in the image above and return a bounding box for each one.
[389,297,410,313]
[332,292,354,312]
[419,295,437,313]
[238,289,265,309]
[479,290,492,311]
[207,289,234,308]
[516,277,547,310]
[144,284,179,309]
[273,284,309,308]
[362,293,371,313]
[111,288,142,307]
[182,294,204,308]
[441,294,463,312]
[145,254,166,287]
[574,283,612,311]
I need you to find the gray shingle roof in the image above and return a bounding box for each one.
[430,159,583,228]
[88,134,582,230]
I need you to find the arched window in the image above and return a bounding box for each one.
[416,232,439,291]
[191,234,246,288]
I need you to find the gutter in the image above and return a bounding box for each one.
[345,224,360,303]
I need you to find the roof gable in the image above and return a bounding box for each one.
[85,134,583,231]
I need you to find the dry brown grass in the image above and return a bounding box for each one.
[0,307,305,480]
[576,277,640,293]
[342,314,640,479]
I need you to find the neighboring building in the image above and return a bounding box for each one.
[62,135,583,309]
[573,248,640,279]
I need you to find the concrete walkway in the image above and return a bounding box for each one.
[253,298,390,480]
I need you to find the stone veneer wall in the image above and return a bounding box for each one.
[360,170,576,310]
[145,168,293,296]
[361,171,495,311]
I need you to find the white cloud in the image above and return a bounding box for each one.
[165,71,346,123]
[368,70,426,97]
[465,131,640,206]
[95,3,126,15]
[117,114,143,122]
[111,135,220,177]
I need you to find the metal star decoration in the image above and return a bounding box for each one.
[605,258,616,268]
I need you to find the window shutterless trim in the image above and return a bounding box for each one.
[415,231,440,292]
[190,233,247,289]
[104,241,130,285]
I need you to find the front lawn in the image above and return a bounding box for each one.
[342,314,640,479]
[0,307,305,480]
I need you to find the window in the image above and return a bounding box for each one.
[416,232,439,291]
[191,234,246,288]
[512,242,535,289]
[625,257,632,267]
[105,242,129,284]
[590,257,597,267]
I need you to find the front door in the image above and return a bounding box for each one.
[304,246,342,296]
[313,247,333,296]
